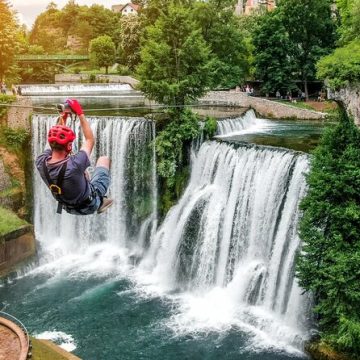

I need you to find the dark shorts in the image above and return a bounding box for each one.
[65,166,110,215]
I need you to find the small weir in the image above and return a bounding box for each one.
[21,83,133,96]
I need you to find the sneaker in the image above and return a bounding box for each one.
[97,198,113,214]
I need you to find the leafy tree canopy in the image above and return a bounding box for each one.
[29,1,120,53]
[317,0,360,87]
[0,0,20,82]
[89,35,116,74]
[137,2,213,106]
[253,0,337,97]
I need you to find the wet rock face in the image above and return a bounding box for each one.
[329,85,360,126]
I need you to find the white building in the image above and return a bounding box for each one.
[112,3,141,16]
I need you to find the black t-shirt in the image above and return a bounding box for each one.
[36,149,91,205]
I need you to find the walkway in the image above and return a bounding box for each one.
[201,91,326,120]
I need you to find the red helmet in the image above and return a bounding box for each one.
[48,125,76,146]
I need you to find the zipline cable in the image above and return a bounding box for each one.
[0,102,218,113]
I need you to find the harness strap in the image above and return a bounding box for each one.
[42,160,68,214]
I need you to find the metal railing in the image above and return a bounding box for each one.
[16,54,89,61]
[0,311,30,352]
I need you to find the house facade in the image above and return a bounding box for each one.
[235,0,276,15]
[112,3,140,16]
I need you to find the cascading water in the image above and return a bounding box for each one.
[22,84,133,96]
[217,109,271,136]
[141,141,311,353]
[32,115,157,257]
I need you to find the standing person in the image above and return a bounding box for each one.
[36,99,113,215]
[1,83,6,94]
[11,85,16,96]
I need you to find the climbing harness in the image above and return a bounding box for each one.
[42,159,96,215]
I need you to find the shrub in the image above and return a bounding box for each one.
[89,73,96,83]
[203,116,217,138]
[0,127,29,151]
[117,64,132,76]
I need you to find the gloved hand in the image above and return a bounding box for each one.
[65,99,84,116]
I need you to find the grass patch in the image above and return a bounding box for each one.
[30,338,73,360]
[0,207,27,237]
[273,99,314,110]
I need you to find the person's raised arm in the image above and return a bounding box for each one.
[65,99,95,157]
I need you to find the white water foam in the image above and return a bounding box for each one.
[216,109,273,137]
[35,330,77,352]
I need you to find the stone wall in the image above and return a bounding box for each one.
[5,97,33,131]
[0,159,11,192]
[55,74,140,88]
[328,85,360,126]
[0,226,35,276]
[201,91,326,120]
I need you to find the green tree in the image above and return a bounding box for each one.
[317,39,360,89]
[137,2,213,106]
[253,0,336,97]
[336,0,360,44]
[317,0,360,88]
[0,0,19,82]
[253,10,296,95]
[89,35,116,74]
[192,0,249,88]
[118,15,142,70]
[280,0,337,98]
[297,108,360,357]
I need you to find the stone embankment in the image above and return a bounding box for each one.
[328,85,360,126]
[55,74,140,89]
[0,225,35,277]
[2,96,33,131]
[201,91,326,120]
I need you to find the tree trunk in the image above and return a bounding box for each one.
[304,78,309,101]
[105,66,108,75]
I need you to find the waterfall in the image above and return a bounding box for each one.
[216,109,270,136]
[22,84,133,96]
[32,115,157,255]
[31,114,311,353]
[141,141,310,351]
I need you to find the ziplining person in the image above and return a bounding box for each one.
[36,99,113,215]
